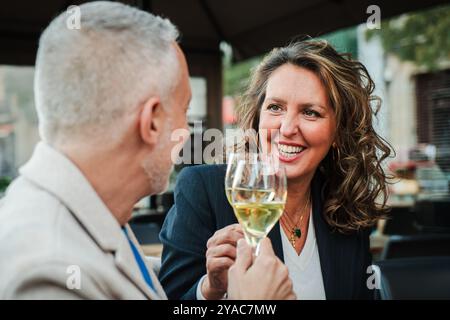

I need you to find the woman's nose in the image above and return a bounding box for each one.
[280,115,300,137]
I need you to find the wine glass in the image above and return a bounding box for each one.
[227,153,287,255]
[224,152,245,205]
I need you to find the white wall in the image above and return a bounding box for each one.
[357,24,418,162]
[357,24,390,143]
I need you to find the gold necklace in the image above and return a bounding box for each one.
[282,193,311,248]
[281,214,305,247]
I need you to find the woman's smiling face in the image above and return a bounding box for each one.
[258,63,337,181]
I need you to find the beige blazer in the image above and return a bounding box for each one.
[0,142,167,300]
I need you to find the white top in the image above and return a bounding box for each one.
[280,208,326,300]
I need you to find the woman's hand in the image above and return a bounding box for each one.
[201,224,244,299]
[227,238,296,300]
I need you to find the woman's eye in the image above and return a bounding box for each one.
[267,104,282,112]
[304,109,320,117]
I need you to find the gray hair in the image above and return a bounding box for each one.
[34,1,179,145]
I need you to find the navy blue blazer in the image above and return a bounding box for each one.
[159,164,374,300]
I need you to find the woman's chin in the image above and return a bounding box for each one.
[284,165,316,184]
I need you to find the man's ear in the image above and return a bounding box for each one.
[139,96,165,146]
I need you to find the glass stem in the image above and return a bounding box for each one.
[254,239,263,256]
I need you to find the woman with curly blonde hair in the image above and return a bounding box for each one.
[159,39,392,300]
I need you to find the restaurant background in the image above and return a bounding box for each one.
[0,1,449,298]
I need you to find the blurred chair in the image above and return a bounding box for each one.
[129,222,161,245]
[381,234,450,260]
[374,257,450,299]
[130,212,166,230]
[150,192,174,215]
[414,198,450,233]
[383,206,419,235]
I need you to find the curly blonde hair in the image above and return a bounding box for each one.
[236,39,393,234]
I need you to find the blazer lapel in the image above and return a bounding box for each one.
[115,225,166,300]
[268,222,284,262]
[311,171,339,300]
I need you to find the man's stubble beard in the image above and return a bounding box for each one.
[142,124,174,195]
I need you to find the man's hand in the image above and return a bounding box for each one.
[227,238,296,300]
[201,224,244,300]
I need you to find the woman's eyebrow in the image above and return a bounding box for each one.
[300,103,327,111]
[265,96,328,111]
[265,96,287,104]
[266,97,326,109]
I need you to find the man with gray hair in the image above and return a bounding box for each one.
[0,1,294,300]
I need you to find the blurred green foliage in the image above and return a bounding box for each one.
[0,176,12,192]
[223,54,261,97]
[366,4,450,70]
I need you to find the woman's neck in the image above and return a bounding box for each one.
[285,173,314,217]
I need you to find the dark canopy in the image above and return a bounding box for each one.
[0,0,447,65]
[1,0,447,130]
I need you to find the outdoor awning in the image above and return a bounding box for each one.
[0,0,447,65]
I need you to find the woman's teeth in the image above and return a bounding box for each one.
[277,144,305,158]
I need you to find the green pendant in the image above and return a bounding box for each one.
[294,228,301,238]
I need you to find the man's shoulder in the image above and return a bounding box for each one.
[0,176,103,275]
[1,176,62,223]
[0,177,116,299]
[0,176,70,235]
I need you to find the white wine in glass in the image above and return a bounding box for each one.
[228,154,287,254]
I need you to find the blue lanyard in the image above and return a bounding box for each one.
[123,227,155,291]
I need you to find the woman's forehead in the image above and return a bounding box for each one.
[265,64,330,107]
